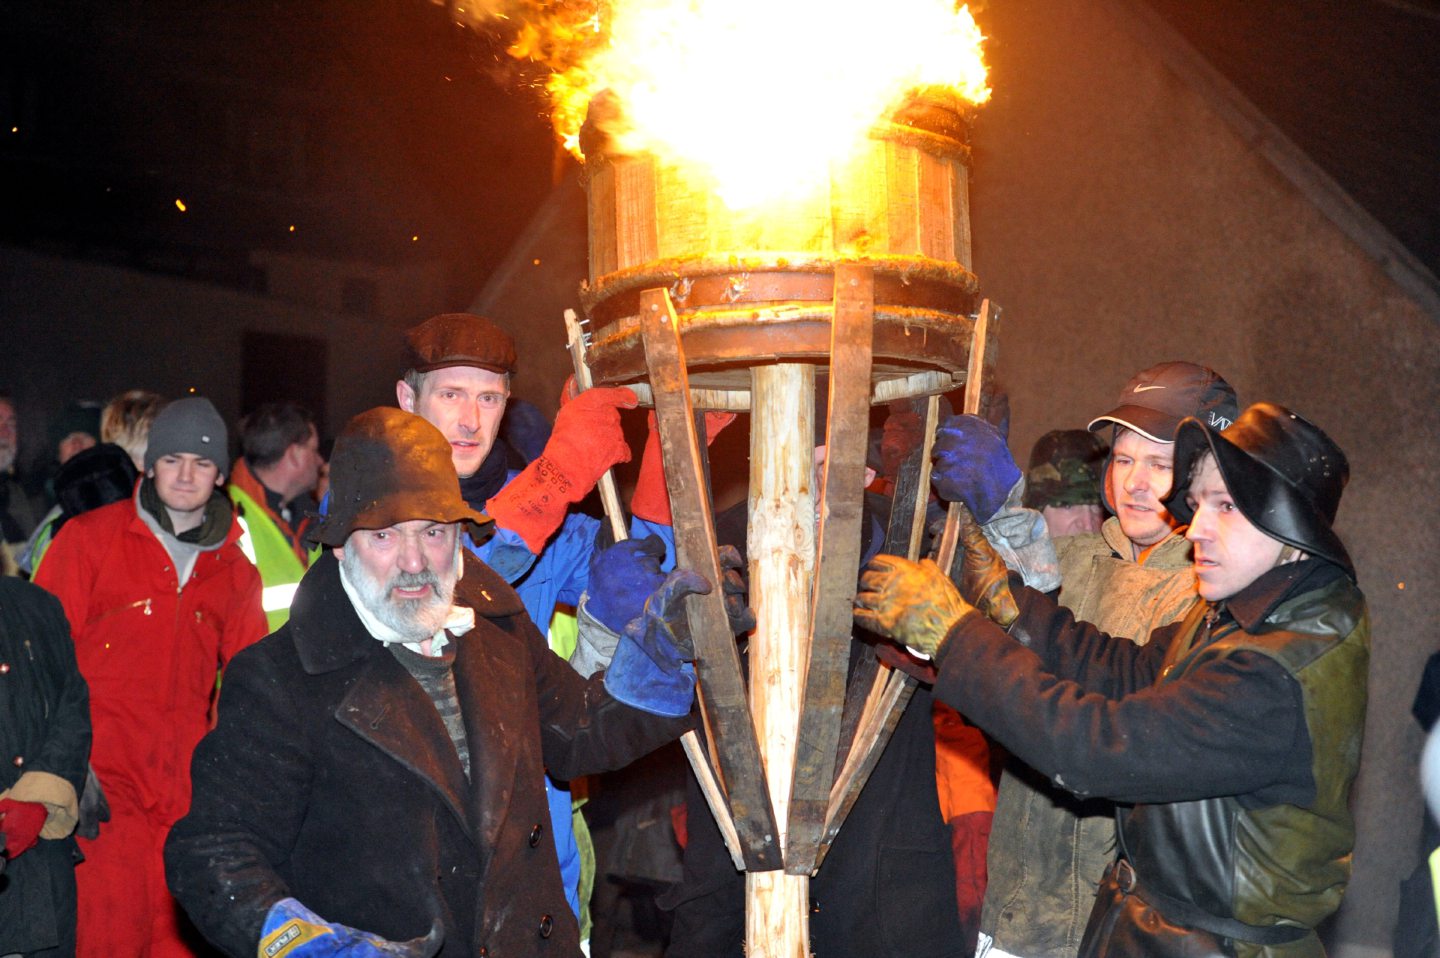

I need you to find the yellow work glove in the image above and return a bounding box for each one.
[853,555,979,660]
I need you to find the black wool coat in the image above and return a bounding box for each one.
[165,551,688,958]
[0,575,91,956]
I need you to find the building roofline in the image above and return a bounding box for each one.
[1114,0,1440,319]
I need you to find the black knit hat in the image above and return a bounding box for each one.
[1166,402,1353,578]
[309,407,491,547]
[145,397,229,475]
[1088,361,1238,443]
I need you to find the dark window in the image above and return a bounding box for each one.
[242,331,327,436]
[341,277,377,317]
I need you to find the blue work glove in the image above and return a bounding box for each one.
[605,569,710,717]
[586,535,668,634]
[931,414,1022,523]
[259,898,442,958]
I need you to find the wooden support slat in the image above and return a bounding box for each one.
[564,309,627,543]
[624,382,753,412]
[640,287,783,872]
[784,264,875,875]
[816,665,920,871]
[871,370,956,404]
[831,393,931,777]
[564,307,746,870]
[817,331,979,868]
[935,299,1001,571]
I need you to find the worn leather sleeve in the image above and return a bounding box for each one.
[521,605,691,782]
[931,589,1312,806]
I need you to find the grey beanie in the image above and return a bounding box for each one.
[144,397,230,475]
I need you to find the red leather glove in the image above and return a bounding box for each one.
[486,386,638,553]
[0,798,48,858]
[630,410,737,525]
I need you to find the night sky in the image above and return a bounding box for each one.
[1,0,560,305]
[3,0,1437,303]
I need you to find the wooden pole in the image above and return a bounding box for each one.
[565,306,748,869]
[935,299,1000,569]
[745,363,816,958]
[640,290,782,872]
[563,309,627,542]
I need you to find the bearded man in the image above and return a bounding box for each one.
[165,408,700,958]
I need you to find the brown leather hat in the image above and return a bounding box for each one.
[404,313,517,375]
[309,407,492,547]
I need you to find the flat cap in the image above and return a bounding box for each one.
[404,313,517,376]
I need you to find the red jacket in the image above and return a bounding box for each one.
[35,495,266,824]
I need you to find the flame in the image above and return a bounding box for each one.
[482,0,988,209]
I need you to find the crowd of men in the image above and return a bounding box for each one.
[0,314,1371,958]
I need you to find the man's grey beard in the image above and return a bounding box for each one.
[0,444,14,474]
[339,550,457,643]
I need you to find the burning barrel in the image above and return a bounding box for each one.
[579,87,981,399]
[574,84,990,958]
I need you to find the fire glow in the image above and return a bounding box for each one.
[506,0,989,209]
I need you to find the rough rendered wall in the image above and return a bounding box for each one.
[969,1,1439,951]
[0,245,404,452]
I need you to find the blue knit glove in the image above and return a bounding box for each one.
[931,415,1022,523]
[259,898,442,958]
[586,535,668,634]
[605,569,709,717]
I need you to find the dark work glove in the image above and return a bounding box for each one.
[586,535,668,634]
[605,569,710,717]
[0,798,47,858]
[259,897,443,958]
[931,415,1022,523]
[717,545,756,635]
[76,765,110,841]
[955,506,1019,629]
[853,554,978,660]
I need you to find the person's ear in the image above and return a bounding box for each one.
[214,473,225,488]
[396,379,416,413]
[332,545,346,563]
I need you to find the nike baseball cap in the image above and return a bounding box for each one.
[1087,361,1238,443]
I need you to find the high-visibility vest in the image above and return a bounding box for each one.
[229,485,310,631]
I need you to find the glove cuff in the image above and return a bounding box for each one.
[604,640,696,718]
[571,599,623,679]
[485,457,580,553]
[629,428,671,525]
[5,770,78,840]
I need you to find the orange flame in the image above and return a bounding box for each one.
[475,0,989,209]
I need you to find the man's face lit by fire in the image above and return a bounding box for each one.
[337,520,459,642]
[397,367,509,480]
[1107,427,1180,550]
[1184,453,1286,601]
